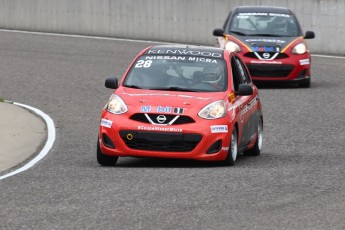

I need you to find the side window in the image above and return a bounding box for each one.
[231,56,251,92]
[234,57,251,84]
[231,57,241,92]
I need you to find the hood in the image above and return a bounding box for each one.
[115,87,227,115]
[229,34,301,53]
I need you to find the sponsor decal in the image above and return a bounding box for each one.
[240,95,259,122]
[187,57,218,63]
[238,12,290,17]
[147,49,222,58]
[138,125,182,132]
[173,107,184,114]
[141,106,184,114]
[145,56,186,61]
[251,46,275,52]
[228,101,241,111]
[210,125,228,133]
[222,147,230,151]
[101,119,112,128]
[245,38,286,44]
[141,106,172,113]
[250,60,282,64]
[299,59,310,65]
[145,55,218,63]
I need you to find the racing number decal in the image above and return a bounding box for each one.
[135,60,152,68]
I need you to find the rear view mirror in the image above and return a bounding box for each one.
[304,31,315,39]
[105,77,118,89]
[213,28,225,37]
[236,84,253,96]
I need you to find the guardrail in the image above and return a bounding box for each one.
[0,0,341,54]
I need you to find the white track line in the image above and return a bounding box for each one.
[1,29,344,59]
[312,54,345,59]
[0,29,168,44]
[0,102,56,180]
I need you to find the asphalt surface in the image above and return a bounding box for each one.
[1,30,345,229]
[0,102,46,172]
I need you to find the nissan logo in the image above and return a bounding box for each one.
[263,53,270,59]
[156,115,166,123]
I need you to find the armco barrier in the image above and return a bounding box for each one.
[0,0,342,54]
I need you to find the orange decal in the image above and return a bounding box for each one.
[281,37,303,53]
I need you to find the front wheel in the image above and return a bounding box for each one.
[244,119,263,156]
[222,128,238,166]
[97,138,118,166]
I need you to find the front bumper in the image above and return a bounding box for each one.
[99,113,234,161]
[241,53,311,81]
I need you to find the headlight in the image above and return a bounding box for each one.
[198,100,226,119]
[225,41,241,52]
[106,94,128,114]
[292,43,307,54]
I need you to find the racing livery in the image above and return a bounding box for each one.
[97,45,263,166]
[213,6,315,87]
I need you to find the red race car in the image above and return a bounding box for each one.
[97,45,263,166]
[213,6,315,87]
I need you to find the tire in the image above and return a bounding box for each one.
[222,128,238,166]
[97,138,118,166]
[299,78,310,88]
[244,119,263,156]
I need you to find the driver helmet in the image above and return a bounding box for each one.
[202,65,224,84]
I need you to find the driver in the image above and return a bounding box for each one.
[201,65,225,90]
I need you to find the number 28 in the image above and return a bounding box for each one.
[135,60,152,68]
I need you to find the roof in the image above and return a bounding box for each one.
[233,6,292,14]
[145,45,224,58]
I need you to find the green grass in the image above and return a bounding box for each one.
[0,97,4,102]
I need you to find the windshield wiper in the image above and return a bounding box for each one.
[229,30,247,36]
[150,87,197,92]
[123,84,142,89]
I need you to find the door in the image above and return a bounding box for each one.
[231,56,259,149]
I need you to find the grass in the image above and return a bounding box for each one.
[0,97,4,102]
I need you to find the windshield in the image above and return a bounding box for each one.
[229,12,301,37]
[123,55,227,92]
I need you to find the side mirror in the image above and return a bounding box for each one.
[236,84,253,96]
[304,31,315,39]
[213,28,225,37]
[105,77,118,89]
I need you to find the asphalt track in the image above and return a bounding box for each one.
[1,30,345,229]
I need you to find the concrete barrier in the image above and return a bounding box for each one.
[0,0,342,54]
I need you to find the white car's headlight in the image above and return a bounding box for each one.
[292,43,307,54]
[106,94,128,114]
[198,100,226,119]
[225,41,241,52]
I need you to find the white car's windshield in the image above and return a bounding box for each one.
[229,12,301,37]
[123,55,227,92]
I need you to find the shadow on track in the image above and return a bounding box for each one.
[91,154,256,168]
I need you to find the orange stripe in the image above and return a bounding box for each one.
[281,37,303,53]
[225,34,252,52]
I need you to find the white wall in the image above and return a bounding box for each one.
[0,0,342,54]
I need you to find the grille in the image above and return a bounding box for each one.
[130,113,195,125]
[244,52,289,60]
[119,130,202,152]
[246,64,294,78]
